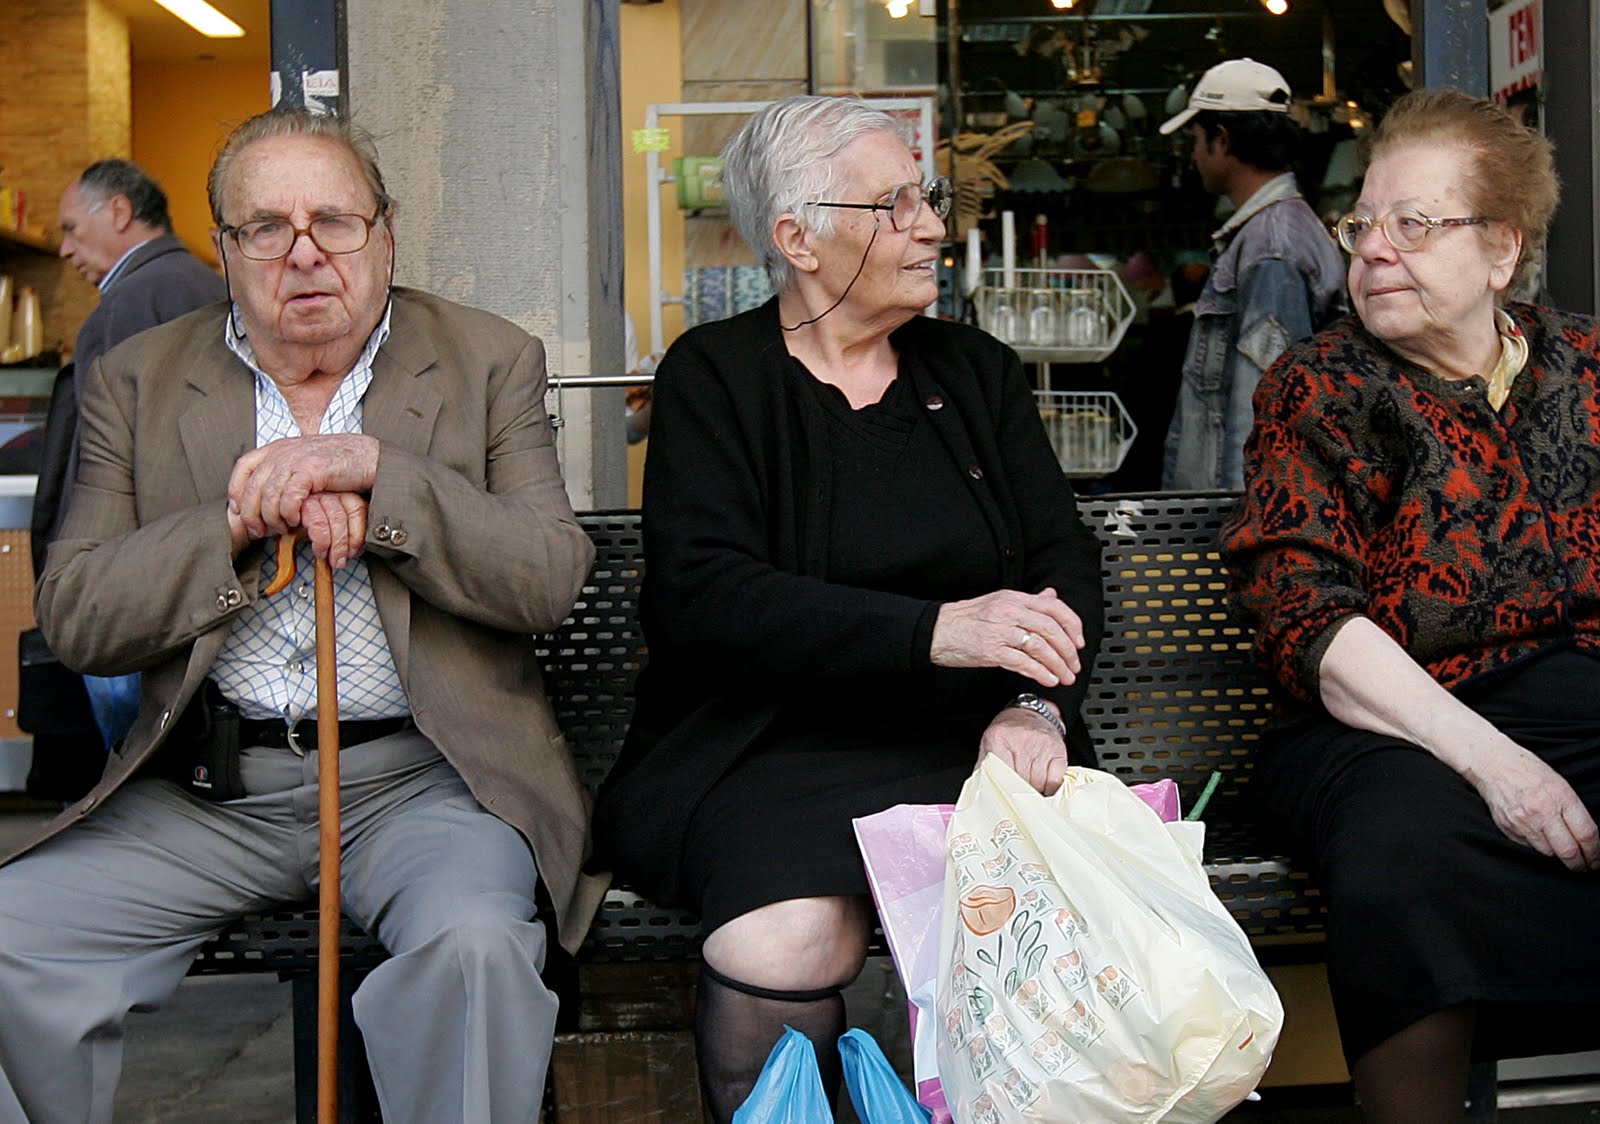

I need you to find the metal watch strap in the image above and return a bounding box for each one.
[1005,693,1068,742]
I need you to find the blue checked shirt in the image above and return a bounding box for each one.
[210,304,411,722]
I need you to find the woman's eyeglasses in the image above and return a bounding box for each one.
[808,177,954,232]
[1334,207,1488,254]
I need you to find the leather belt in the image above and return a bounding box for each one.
[238,716,413,755]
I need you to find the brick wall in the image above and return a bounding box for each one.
[0,0,131,357]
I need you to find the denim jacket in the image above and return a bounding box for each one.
[1163,174,1348,490]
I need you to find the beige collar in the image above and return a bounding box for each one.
[1486,307,1529,411]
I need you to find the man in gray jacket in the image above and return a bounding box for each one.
[1159,59,1347,490]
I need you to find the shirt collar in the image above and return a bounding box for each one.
[98,237,156,292]
[224,297,394,381]
[1211,172,1303,250]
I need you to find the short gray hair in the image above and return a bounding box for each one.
[208,110,393,225]
[721,96,910,293]
[77,160,173,231]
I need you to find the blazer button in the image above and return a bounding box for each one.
[159,709,171,728]
[224,589,242,608]
[925,395,945,411]
[967,464,984,481]
[374,524,392,542]
[388,528,408,547]
[216,593,230,612]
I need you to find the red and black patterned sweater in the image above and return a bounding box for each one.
[1221,302,1600,705]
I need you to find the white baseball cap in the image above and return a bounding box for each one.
[1159,58,1294,135]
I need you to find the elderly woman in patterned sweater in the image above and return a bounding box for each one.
[1222,89,1600,1122]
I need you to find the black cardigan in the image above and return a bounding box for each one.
[594,300,1104,906]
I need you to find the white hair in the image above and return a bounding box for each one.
[720,95,912,293]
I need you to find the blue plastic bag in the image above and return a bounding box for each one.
[839,1028,932,1124]
[732,1025,832,1124]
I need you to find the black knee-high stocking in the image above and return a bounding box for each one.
[695,961,847,1123]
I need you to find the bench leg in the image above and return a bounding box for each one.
[291,970,381,1123]
[1465,1060,1498,1121]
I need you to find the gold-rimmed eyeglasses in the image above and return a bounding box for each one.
[808,177,953,232]
[1334,207,1488,254]
[220,208,385,261]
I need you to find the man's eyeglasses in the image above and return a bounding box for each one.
[220,209,385,261]
[808,176,954,232]
[1334,207,1488,254]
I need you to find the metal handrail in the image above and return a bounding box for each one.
[548,373,654,389]
[545,373,653,431]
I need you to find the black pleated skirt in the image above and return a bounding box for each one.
[1254,648,1600,1066]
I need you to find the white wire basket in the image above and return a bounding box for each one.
[1034,389,1137,477]
[975,267,1135,364]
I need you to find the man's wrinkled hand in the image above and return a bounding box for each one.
[228,435,380,541]
[300,492,369,570]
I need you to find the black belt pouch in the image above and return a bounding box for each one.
[158,682,246,802]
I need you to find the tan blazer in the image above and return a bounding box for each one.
[19,288,606,955]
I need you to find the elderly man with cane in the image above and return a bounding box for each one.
[0,108,601,1124]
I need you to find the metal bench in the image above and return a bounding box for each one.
[192,493,1326,1117]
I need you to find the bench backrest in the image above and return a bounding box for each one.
[544,494,1275,834]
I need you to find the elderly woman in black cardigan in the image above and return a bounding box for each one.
[595,95,1103,1119]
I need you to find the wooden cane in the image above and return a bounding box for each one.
[266,534,341,1124]
[313,553,341,1124]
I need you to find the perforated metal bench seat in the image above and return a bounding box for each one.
[196,493,1324,974]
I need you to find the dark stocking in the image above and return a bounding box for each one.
[694,961,847,1123]
[1353,1004,1476,1124]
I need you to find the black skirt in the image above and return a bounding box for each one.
[1254,648,1600,1065]
[680,708,988,933]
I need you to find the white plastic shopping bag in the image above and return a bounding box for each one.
[935,758,1283,1122]
[854,781,1189,1124]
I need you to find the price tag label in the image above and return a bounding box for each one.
[632,127,671,154]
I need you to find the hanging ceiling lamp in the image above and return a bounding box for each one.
[1260,0,1290,13]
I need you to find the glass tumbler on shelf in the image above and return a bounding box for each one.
[986,289,1019,345]
[1027,287,1060,347]
[1064,287,1109,349]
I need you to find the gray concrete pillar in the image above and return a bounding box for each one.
[343,0,626,510]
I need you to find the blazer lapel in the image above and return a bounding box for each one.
[360,293,444,674]
[362,296,442,458]
[178,333,255,504]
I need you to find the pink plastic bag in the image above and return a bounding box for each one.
[855,780,1181,1122]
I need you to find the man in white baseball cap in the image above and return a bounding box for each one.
[1159,57,1295,135]
[1158,58,1347,490]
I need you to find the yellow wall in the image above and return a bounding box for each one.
[132,61,271,267]
[620,0,684,504]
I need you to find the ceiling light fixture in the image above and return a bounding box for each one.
[1261,0,1290,13]
[150,0,245,38]
[886,0,912,16]
[1051,0,1078,9]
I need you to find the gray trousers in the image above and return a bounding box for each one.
[0,731,556,1124]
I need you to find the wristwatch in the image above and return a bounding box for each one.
[1004,693,1068,742]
